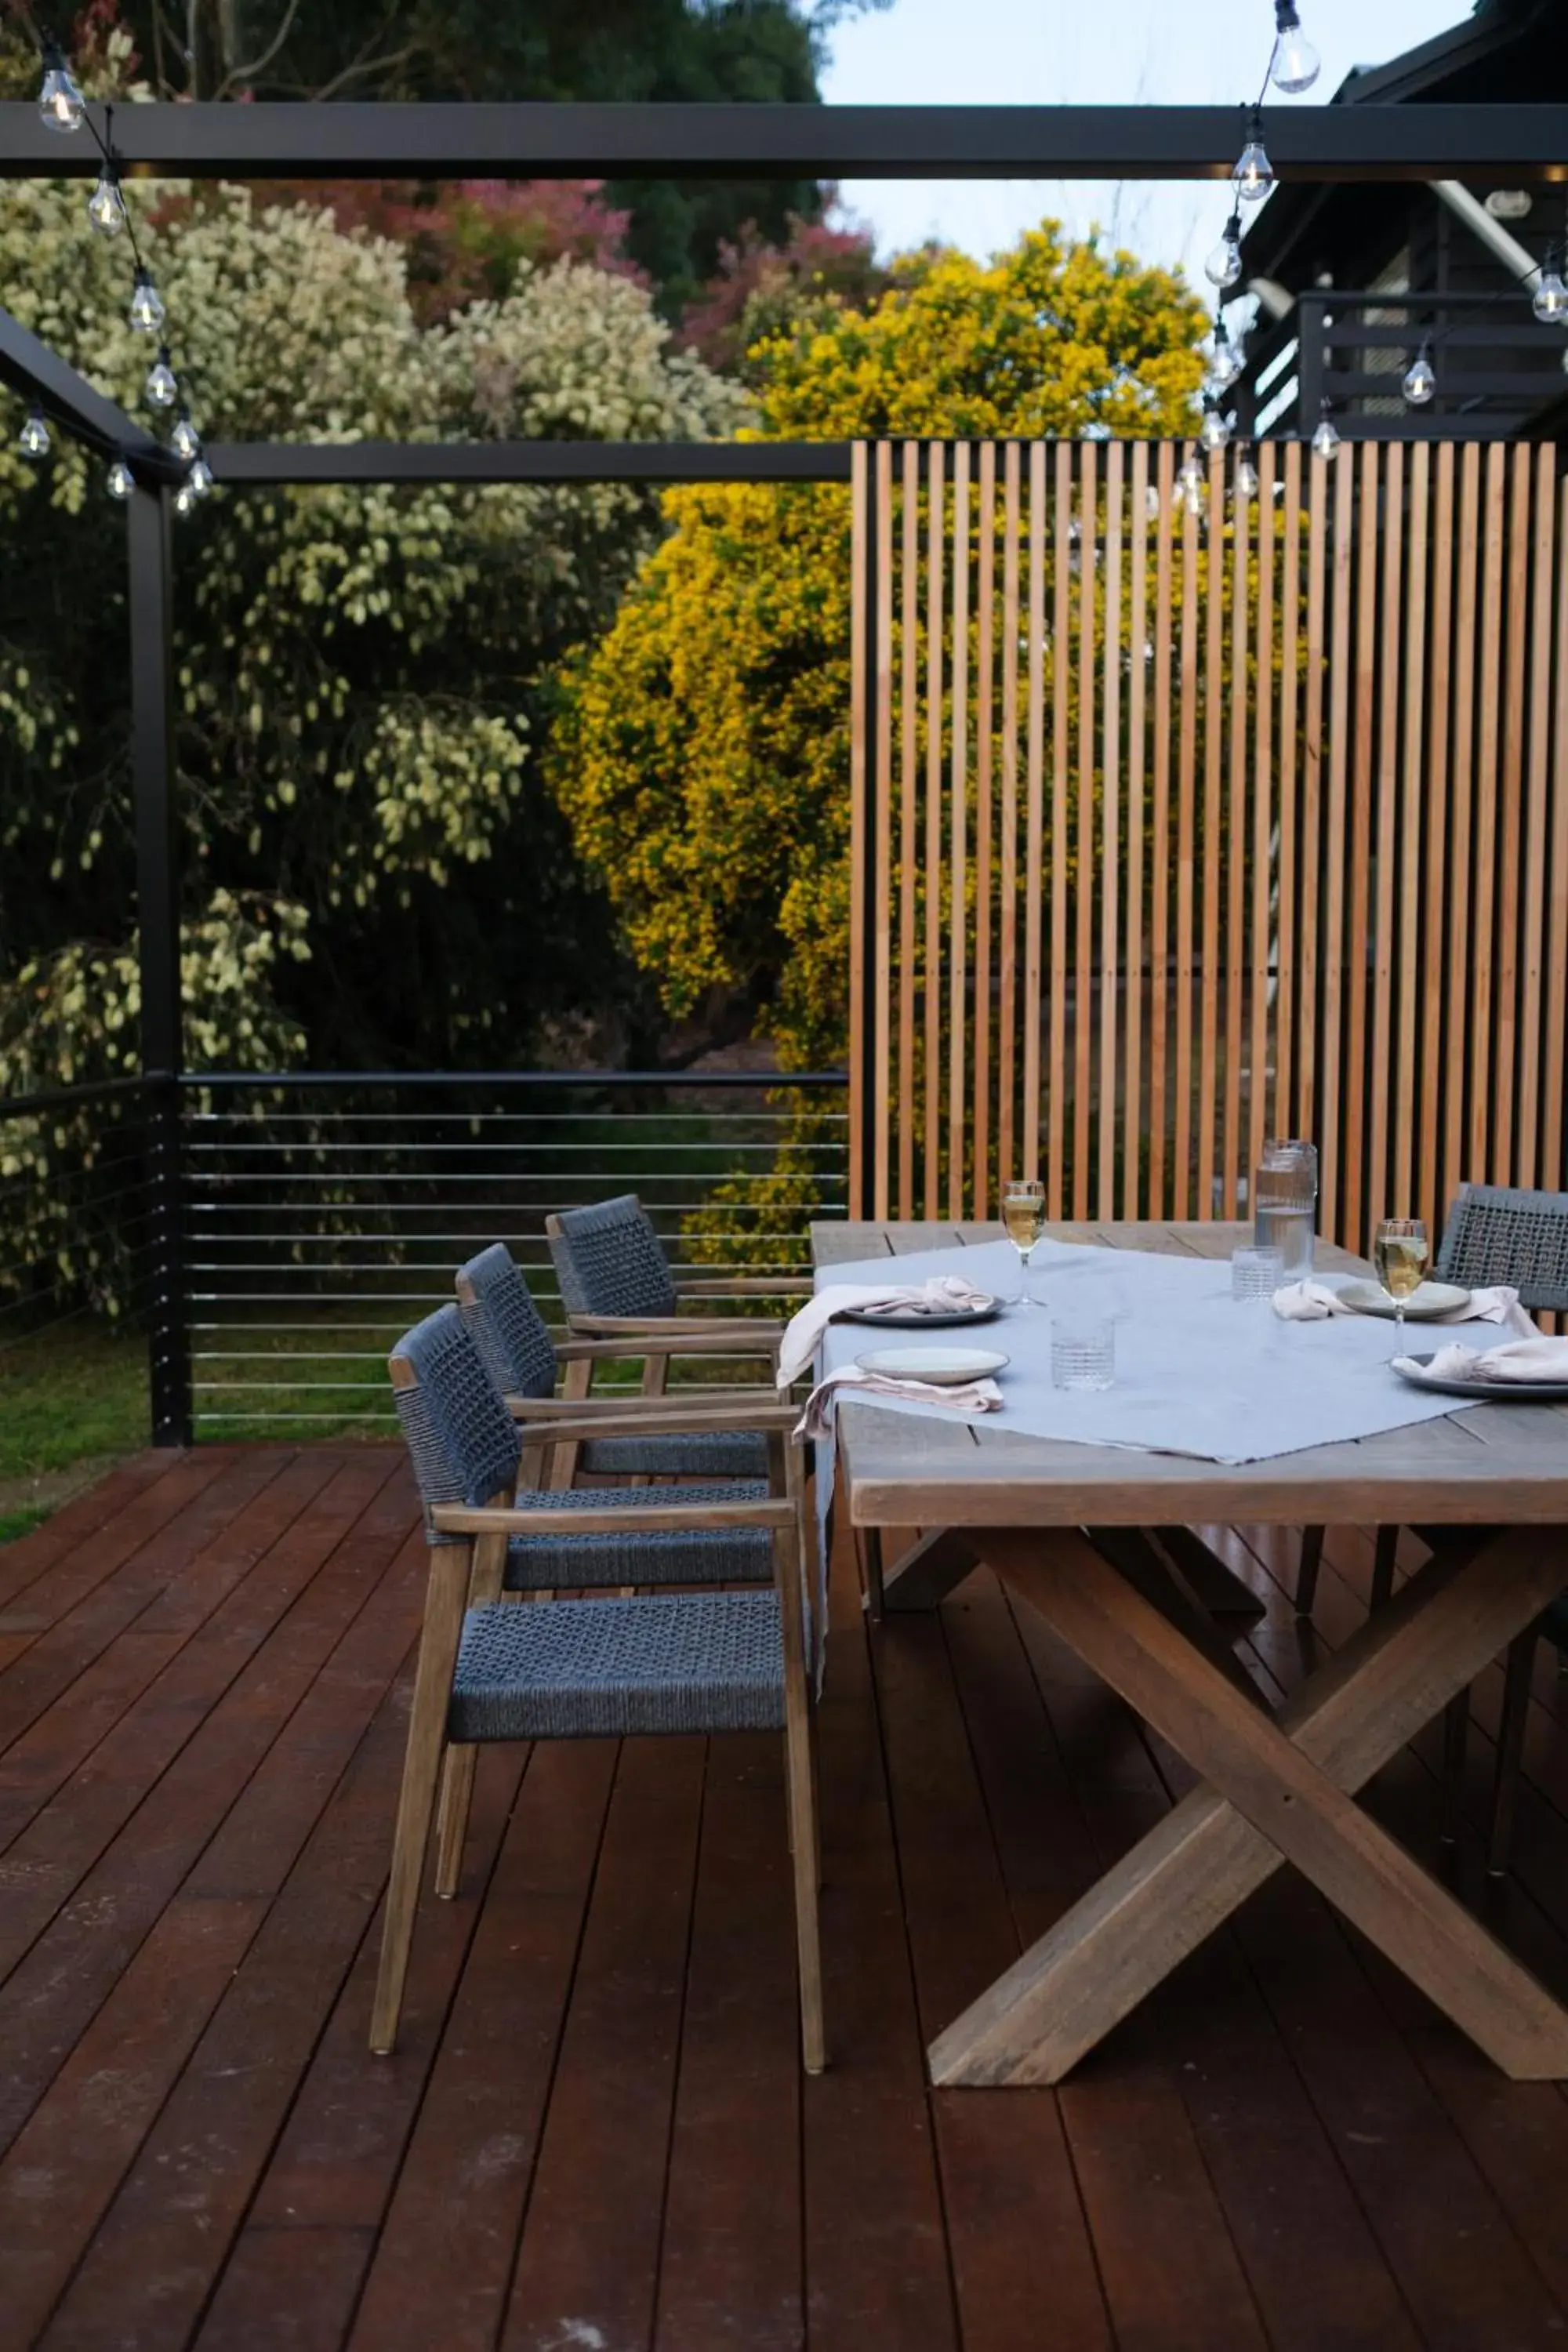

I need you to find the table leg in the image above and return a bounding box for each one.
[880,1526,979,1611]
[931,1524,1568,2088]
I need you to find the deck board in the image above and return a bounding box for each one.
[2,1445,1567,2351]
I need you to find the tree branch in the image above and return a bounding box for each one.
[213,0,304,101]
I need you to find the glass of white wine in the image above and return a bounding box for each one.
[1373,1216,1429,1348]
[1001,1178,1047,1308]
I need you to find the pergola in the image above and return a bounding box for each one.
[0,93,1563,1440]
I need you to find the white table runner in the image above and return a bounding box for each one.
[817,1236,1490,1466]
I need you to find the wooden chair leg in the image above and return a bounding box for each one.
[1439,1687,1469,1848]
[1296,1526,1323,1619]
[1486,1628,1538,1879]
[1370,1525,1399,1613]
[434,1530,510,1900]
[777,1511,826,2074]
[369,1548,470,2055]
[855,1525,885,1621]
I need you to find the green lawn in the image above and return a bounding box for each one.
[0,1321,151,1542]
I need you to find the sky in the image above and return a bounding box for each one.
[819,0,1477,280]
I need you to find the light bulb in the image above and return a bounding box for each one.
[1235,136,1274,204]
[174,481,199,516]
[1208,336,1241,394]
[38,42,85,133]
[1200,407,1232,452]
[1236,456,1260,499]
[1402,351,1436,405]
[1311,410,1341,460]
[87,167,125,237]
[1532,267,1568,325]
[171,411,201,462]
[1269,4,1320,94]
[19,407,50,459]
[1178,454,1204,497]
[1205,218,1244,289]
[188,456,214,497]
[107,459,134,500]
[145,349,179,409]
[129,267,165,335]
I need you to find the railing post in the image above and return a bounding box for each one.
[129,484,191,1446]
[1298,295,1326,434]
[848,442,881,1219]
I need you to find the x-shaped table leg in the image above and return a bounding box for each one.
[930,1524,1568,2086]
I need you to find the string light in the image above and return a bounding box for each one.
[1204,213,1245,291]
[1532,248,1568,325]
[1269,2,1320,94]
[1236,449,1260,499]
[145,349,179,409]
[19,407,51,459]
[188,456,214,498]
[107,459,134,500]
[87,165,125,238]
[1234,108,1273,204]
[1200,405,1232,453]
[1207,316,1243,395]
[174,481,199,516]
[1310,401,1341,460]
[1402,343,1436,405]
[37,35,85,132]
[171,410,201,463]
[129,267,165,334]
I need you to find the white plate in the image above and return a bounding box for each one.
[1335,1279,1472,1321]
[856,1346,1010,1385]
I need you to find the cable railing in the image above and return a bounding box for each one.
[180,1069,848,1436]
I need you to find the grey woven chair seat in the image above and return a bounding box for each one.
[505,1479,773,1588]
[579,1427,771,1479]
[448,1589,786,1741]
[1436,1184,1568,1312]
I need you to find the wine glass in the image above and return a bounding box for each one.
[1373,1216,1429,1349]
[1001,1178,1047,1308]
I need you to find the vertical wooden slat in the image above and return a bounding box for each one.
[1319,445,1354,1246]
[998,442,1021,1191]
[1022,441,1047,1183]
[1542,477,1568,1196]
[1276,442,1302,1149]
[848,440,869,1219]
[923,441,946,1218]
[897,440,919,1220]
[1467,443,1505,1185]
[1223,448,1249,1218]
[1149,445,1175,1216]
[1445,443,1481,1195]
[1073,439,1097,1218]
[1296,439,1324,1149]
[1047,441,1071,1212]
[1367,439,1401,1233]
[1248,442,1276,1192]
[1516,444,1555,1187]
[1174,454,1200,1221]
[1123,441,1149,1220]
[947,442,971,1221]
[873,439,895,1220]
[972,442,996,1221]
[1344,440,1380,1247]
[1394,443,1425,1225]
[1197,452,1225,1220]
[1098,442,1123,1221]
[1492,442,1530,1185]
[1418,444,1454,1239]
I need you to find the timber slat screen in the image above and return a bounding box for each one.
[848,437,1568,1252]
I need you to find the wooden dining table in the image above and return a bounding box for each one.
[812,1217,1568,2088]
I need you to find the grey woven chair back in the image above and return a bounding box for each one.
[549,1192,679,1319]
[1436,1184,1568,1312]
[456,1243,557,1400]
[390,1304,521,1543]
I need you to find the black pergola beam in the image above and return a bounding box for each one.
[0,101,1564,183]
[205,441,855,487]
[0,302,183,476]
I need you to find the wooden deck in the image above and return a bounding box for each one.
[2,1446,1568,2350]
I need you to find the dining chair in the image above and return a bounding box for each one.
[456,1240,773,1481]
[372,1302,824,2071]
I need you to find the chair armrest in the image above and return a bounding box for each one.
[432,1496,796,1538]
[677,1279,811,1298]
[507,1389,779,1423]
[554,1334,780,1365]
[512,1399,797,1445]
[565,1316,786,1346]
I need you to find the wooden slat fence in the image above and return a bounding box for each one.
[848,437,1568,1254]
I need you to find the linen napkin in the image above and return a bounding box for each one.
[1272,1279,1536,1338]
[1393,1336,1568,1386]
[776,1274,996,1388]
[793,1363,1004,1442]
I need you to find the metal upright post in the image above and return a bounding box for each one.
[858,448,882,1216]
[1298,296,1327,434]
[129,483,191,1446]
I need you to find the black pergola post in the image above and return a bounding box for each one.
[129,482,191,1446]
